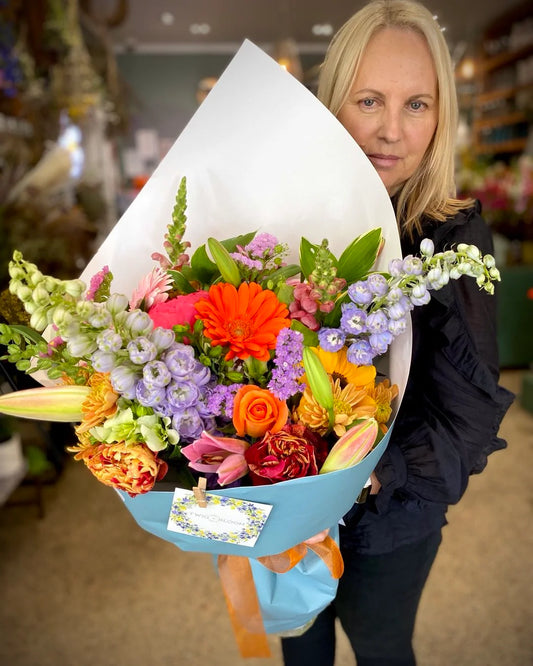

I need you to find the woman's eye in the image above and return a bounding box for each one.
[409,100,426,111]
[360,98,375,108]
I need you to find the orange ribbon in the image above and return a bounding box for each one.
[217,536,344,658]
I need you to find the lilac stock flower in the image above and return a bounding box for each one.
[127,337,157,364]
[246,233,279,257]
[340,303,367,335]
[347,281,374,306]
[268,328,305,400]
[206,383,243,419]
[231,254,263,271]
[346,340,375,366]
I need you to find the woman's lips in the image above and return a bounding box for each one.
[367,154,400,169]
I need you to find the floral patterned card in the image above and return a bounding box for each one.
[167,488,273,546]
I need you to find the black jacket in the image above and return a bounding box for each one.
[341,202,515,554]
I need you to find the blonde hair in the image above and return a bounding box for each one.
[318,0,473,238]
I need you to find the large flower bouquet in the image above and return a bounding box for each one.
[0,176,499,497]
[0,41,502,655]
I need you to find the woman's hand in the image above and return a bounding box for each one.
[370,472,381,494]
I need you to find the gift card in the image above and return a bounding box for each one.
[167,488,273,547]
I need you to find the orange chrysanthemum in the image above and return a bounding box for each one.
[367,379,399,433]
[195,282,290,361]
[76,372,119,434]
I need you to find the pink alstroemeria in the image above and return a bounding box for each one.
[129,266,173,310]
[181,431,249,486]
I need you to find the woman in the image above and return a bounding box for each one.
[281,1,514,665]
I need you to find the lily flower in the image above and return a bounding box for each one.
[181,430,249,486]
[319,417,378,474]
[0,385,90,422]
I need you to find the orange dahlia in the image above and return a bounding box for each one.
[194,282,290,361]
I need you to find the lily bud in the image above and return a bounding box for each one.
[207,237,241,286]
[319,417,379,474]
[0,385,90,422]
[302,347,334,412]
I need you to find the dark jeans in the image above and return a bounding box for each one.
[281,530,442,666]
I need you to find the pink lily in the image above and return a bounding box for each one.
[181,431,249,486]
[319,417,379,474]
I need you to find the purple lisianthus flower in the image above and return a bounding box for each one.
[346,339,375,366]
[127,337,157,364]
[150,327,176,352]
[172,407,204,441]
[110,365,140,398]
[143,360,172,388]
[136,381,167,408]
[166,380,200,410]
[347,280,373,306]
[91,350,116,373]
[164,344,197,378]
[410,282,431,306]
[388,258,404,277]
[340,303,367,335]
[317,327,346,353]
[191,362,211,386]
[96,329,123,353]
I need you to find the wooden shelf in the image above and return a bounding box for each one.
[481,43,533,74]
[475,83,533,106]
[473,111,528,130]
[474,138,528,155]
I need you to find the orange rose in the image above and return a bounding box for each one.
[233,385,288,439]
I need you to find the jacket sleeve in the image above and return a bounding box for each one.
[372,207,514,514]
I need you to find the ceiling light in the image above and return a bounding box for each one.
[311,23,333,37]
[161,11,174,26]
[189,23,211,36]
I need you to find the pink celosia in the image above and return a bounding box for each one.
[180,430,249,486]
[129,267,173,310]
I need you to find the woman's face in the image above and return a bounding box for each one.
[337,27,438,196]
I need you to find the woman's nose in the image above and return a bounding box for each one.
[378,107,402,143]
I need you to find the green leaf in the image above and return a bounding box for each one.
[262,264,301,288]
[190,245,218,284]
[337,228,382,283]
[299,238,316,279]
[290,320,319,347]
[167,270,196,294]
[220,231,257,253]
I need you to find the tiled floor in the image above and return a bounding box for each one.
[0,370,531,666]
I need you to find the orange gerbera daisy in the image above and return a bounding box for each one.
[194,282,290,361]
